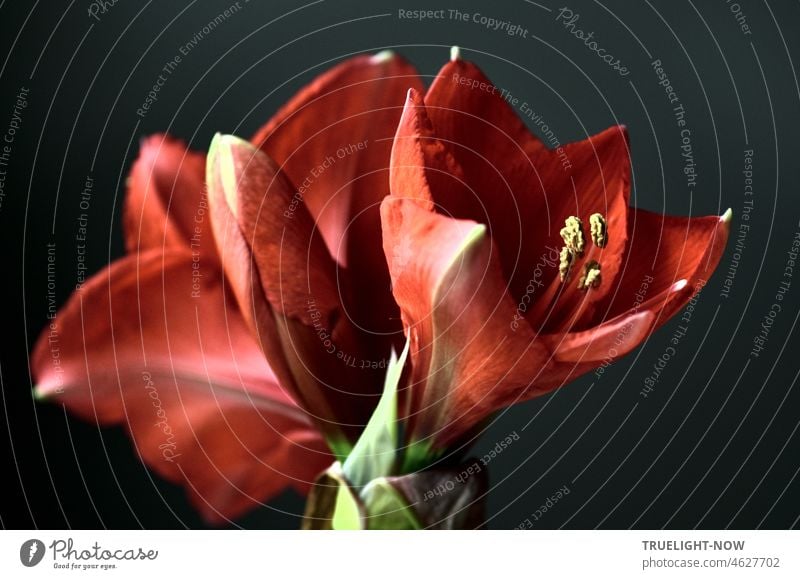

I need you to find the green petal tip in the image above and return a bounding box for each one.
[372,50,395,63]
[721,208,733,224]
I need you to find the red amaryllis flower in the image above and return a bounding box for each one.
[32,49,729,527]
[382,53,730,462]
[32,52,422,524]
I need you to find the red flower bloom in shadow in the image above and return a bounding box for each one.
[32,51,729,524]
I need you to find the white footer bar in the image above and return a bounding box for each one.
[1,530,797,578]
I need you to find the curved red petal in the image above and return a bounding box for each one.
[207,135,382,446]
[462,207,728,419]
[541,310,656,364]
[425,57,548,173]
[208,134,339,324]
[32,250,329,523]
[423,60,631,325]
[381,197,549,448]
[423,59,547,296]
[594,207,731,325]
[252,52,424,352]
[533,209,730,396]
[390,88,466,211]
[124,135,215,262]
[251,52,422,262]
[527,126,631,331]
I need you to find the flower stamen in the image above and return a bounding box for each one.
[559,247,575,282]
[577,260,602,290]
[560,216,585,256]
[589,213,607,248]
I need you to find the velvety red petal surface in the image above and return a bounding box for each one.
[590,207,731,327]
[424,59,631,331]
[209,135,340,325]
[386,87,556,446]
[381,195,550,449]
[123,135,216,263]
[207,135,382,448]
[535,206,729,392]
[252,52,425,357]
[389,88,463,211]
[32,250,329,523]
[525,126,631,332]
[386,67,731,449]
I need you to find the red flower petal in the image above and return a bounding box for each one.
[389,88,462,210]
[591,207,731,327]
[541,310,656,364]
[525,126,631,331]
[208,134,339,325]
[124,135,215,262]
[424,57,548,179]
[206,135,381,448]
[422,58,549,295]
[388,65,729,450]
[252,52,424,350]
[421,59,631,327]
[32,250,330,523]
[532,208,730,395]
[381,196,549,448]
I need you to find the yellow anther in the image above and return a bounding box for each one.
[589,213,607,248]
[559,247,575,282]
[578,260,602,290]
[560,216,585,256]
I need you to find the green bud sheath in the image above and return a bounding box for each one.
[302,339,488,529]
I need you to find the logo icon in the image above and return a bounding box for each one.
[20,539,45,567]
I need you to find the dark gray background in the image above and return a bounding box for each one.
[1,0,798,529]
